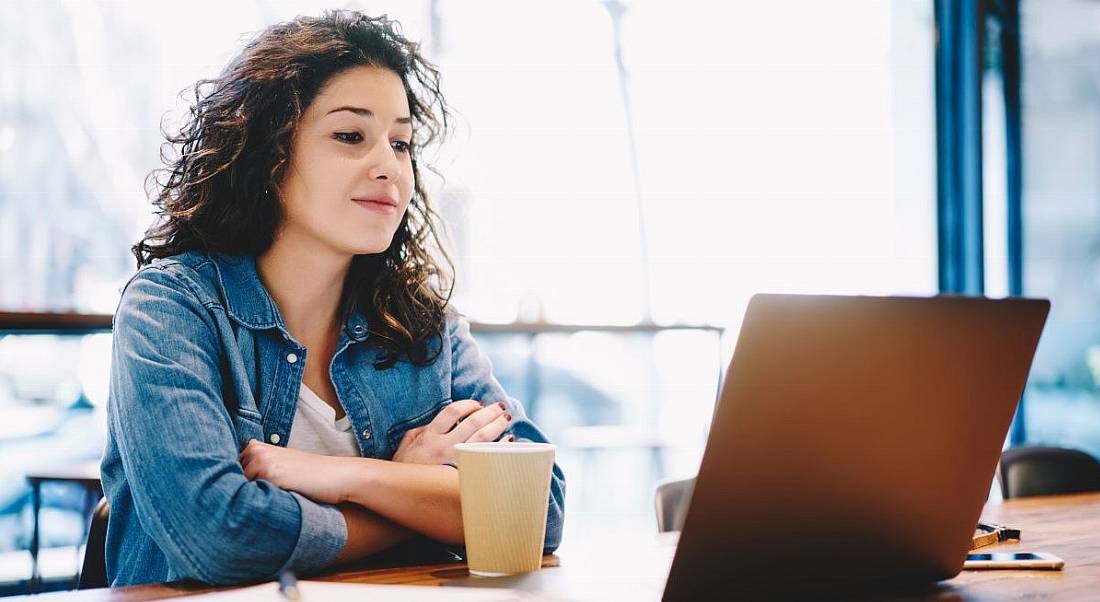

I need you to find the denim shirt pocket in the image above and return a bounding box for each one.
[232,407,265,449]
[384,397,450,453]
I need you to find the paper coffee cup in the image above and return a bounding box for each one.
[455,441,556,576]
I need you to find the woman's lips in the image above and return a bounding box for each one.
[352,197,397,215]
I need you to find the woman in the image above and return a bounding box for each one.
[101,10,565,587]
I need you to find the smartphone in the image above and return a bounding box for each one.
[963,552,1064,570]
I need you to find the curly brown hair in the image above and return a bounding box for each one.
[135,10,454,369]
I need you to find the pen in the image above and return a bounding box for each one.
[278,570,301,601]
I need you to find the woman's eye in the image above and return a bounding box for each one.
[391,140,411,153]
[334,132,362,144]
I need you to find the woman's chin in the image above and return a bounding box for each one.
[344,239,397,257]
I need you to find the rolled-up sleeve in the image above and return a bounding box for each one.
[447,315,566,553]
[108,268,346,584]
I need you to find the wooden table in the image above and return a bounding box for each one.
[12,493,1100,601]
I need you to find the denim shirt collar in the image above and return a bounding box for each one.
[207,253,370,343]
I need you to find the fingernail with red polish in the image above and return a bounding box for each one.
[498,402,506,410]
[505,413,512,422]
[507,435,515,442]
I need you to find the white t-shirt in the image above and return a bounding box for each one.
[286,383,361,457]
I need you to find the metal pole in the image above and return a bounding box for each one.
[935,0,986,295]
[603,0,654,323]
[999,0,1027,444]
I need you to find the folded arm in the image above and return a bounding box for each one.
[334,503,414,563]
[241,398,511,545]
[239,315,566,551]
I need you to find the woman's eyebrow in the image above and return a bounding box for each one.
[325,106,412,124]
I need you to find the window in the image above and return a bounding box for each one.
[1017,0,1100,457]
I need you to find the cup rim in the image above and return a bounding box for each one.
[455,441,556,454]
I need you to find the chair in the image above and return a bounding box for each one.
[77,498,109,589]
[998,446,1100,499]
[24,461,102,588]
[654,477,695,532]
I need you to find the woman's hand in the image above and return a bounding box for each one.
[240,440,356,505]
[393,399,513,465]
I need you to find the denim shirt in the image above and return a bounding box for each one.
[101,251,566,586]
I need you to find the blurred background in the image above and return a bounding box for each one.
[1,0,1099,594]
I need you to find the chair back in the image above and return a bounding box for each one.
[998,446,1100,499]
[655,477,695,532]
[78,498,109,589]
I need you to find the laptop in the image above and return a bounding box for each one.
[663,294,1049,599]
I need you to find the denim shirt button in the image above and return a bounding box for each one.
[353,324,365,334]
[286,353,298,364]
[269,433,281,444]
[361,429,371,439]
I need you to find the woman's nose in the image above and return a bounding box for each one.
[366,136,402,181]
